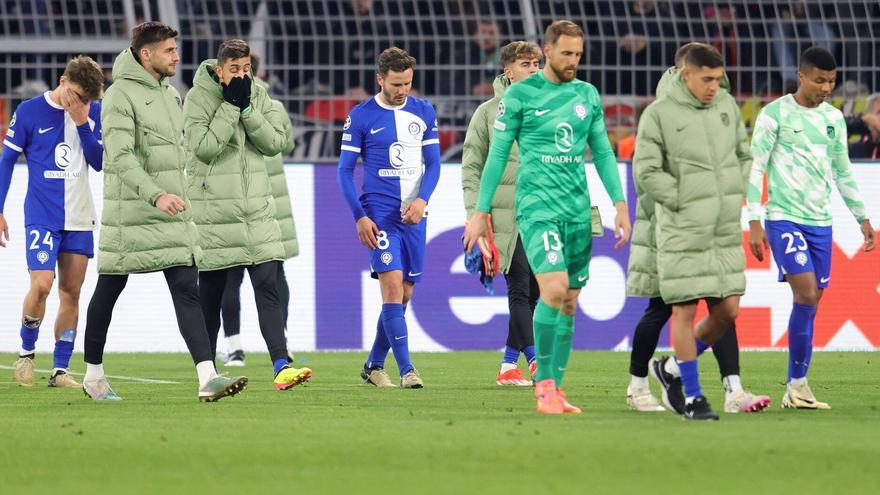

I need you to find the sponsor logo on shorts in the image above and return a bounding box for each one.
[795,252,808,266]
[546,251,559,265]
[381,252,393,265]
[37,251,49,264]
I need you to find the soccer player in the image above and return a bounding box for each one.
[185,39,311,391]
[82,22,247,402]
[748,47,875,410]
[462,41,542,386]
[634,44,751,420]
[463,21,631,414]
[626,42,770,414]
[0,56,104,388]
[337,47,441,389]
[218,54,299,368]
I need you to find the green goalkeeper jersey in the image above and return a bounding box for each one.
[476,71,624,223]
[748,94,867,226]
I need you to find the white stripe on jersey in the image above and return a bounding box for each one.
[341,144,361,153]
[391,109,427,209]
[58,106,97,230]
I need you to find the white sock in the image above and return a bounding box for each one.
[500,362,517,373]
[723,375,743,394]
[790,376,806,387]
[227,334,242,353]
[20,348,34,357]
[85,363,104,382]
[685,396,696,405]
[664,357,681,377]
[629,375,649,390]
[195,361,217,388]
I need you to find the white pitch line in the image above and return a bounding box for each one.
[0,365,180,384]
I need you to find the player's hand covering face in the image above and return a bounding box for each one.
[60,85,90,126]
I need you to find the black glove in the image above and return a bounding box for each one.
[221,75,251,111]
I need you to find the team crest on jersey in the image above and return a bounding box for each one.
[795,252,808,266]
[826,126,835,139]
[720,112,730,126]
[408,121,421,136]
[381,252,393,265]
[9,112,15,127]
[37,251,49,264]
[343,116,352,130]
[546,251,559,265]
[574,103,588,120]
[497,101,506,118]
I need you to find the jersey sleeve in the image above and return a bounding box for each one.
[337,110,367,221]
[0,106,28,213]
[587,89,625,204]
[476,90,523,213]
[3,105,29,153]
[830,112,867,223]
[747,103,779,221]
[340,111,364,155]
[418,103,440,202]
[78,103,103,171]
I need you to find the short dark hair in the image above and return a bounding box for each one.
[499,41,542,67]
[684,44,724,69]
[217,39,250,66]
[799,47,836,72]
[674,42,712,67]
[544,20,584,46]
[250,52,261,77]
[377,47,416,76]
[64,55,104,100]
[131,21,178,52]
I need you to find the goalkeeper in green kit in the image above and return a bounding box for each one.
[463,20,631,415]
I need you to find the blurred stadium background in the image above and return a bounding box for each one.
[2,0,880,161]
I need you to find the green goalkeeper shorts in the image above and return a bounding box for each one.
[518,218,593,289]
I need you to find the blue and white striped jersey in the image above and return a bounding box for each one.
[0,92,102,231]
[338,95,440,218]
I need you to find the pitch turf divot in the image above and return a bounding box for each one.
[0,365,180,385]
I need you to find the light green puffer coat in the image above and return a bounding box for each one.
[184,60,288,271]
[264,98,299,259]
[98,48,202,274]
[462,74,520,272]
[626,68,733,298]
[632,71,751,304]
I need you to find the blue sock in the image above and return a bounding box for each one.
[677,359,702,399]
[53,329,76,369]
[365,315,391,369]
[381,303,413,376]
[502,346,519,364]
[695,338,709,356]
[787,303,816,381]
[273,358,289,375]
[20,324,39,352]
[523,345,536,364]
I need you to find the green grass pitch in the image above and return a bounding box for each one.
[1,351,878,494]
